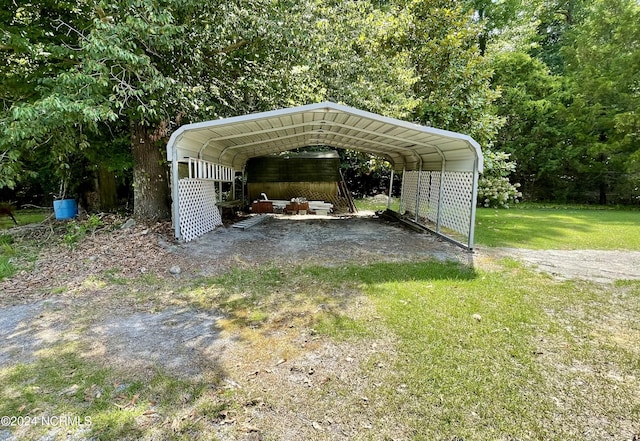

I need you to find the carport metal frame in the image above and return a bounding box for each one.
[166,102,483,249]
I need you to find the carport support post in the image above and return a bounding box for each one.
[468,159,480,249]
[399,166,406,214]
[232,173,236,201]
[414,163,423,223]
[241,167,247,207]
[436,161,446,233]
[387,169,394,210]
[171,146,181,240]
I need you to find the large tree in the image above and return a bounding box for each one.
[560,0,640,203]
[398,0,502,147]
[490,51,569,200]
[306,0,418,119]
[1,0,327,218]
[0,0,98,191]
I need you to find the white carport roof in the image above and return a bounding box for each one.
[166,101,483,173]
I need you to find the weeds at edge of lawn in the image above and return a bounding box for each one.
[0,232,45,283]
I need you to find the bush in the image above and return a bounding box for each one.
[478,151,522,208]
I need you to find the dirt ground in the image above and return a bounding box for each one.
[2,211,639,367]
[1,212,639,440]
[181,212,473,272]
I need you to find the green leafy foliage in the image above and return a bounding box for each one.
[63,214,103,249]
[490,51,567,200]
[305,1,418,118]
[3,0,638,210]
[339,150,400,198]
[402,0,503,147]
[492,0,640,204]
[559,0,640,203]
[2,0,333,213]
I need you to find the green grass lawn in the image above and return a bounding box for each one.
[0,209,50,280]
[0,209,50,230]
[354,262,639,440]
[0,234,17,280]
[355,199,640,250]
[475,204,640,250]
[354,196,401,212]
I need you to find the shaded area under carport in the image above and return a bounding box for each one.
[180,212,473,274]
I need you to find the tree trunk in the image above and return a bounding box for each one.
[599,180,607,205]
[131,122,170,220]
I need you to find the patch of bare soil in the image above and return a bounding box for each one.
[531,279,640,441]
[182,212,472,272]
[0,212,463,366]
[1,212,470,305]
[209,299,407,441]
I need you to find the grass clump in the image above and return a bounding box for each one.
[0,209,50,281]
[63,214,103,249]
[0,233,16,280]
[314,313,373,340]
[0,342,227,441]
[354,196,401,212]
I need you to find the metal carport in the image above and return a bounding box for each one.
[166,101,483,249]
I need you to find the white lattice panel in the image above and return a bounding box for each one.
[440,172,473,237]
[402,171,439,222]
[178,178,223,242]
[423,171,440,224]
[401,171,419,215]
[415,171,431,221]
[400,170,474,246]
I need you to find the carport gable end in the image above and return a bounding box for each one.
[166,101,483,248]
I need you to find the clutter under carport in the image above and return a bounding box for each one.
[251,197,333,215]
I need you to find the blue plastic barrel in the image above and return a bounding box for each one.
[53,199,78,220]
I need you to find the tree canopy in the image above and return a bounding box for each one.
[2,0,639,213]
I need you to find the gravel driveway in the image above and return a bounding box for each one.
[479,247,640,284]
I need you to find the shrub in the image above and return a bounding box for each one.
[478,151,522,208]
